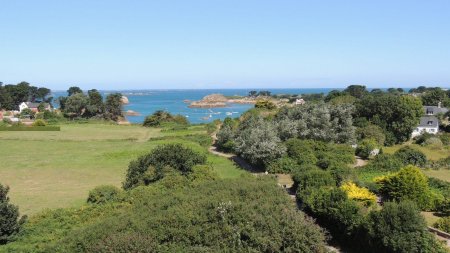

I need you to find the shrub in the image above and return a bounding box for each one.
[293,169,336,196]
[19,108,35,119]
[433,217,450,233]
[366,201,446,253]
[439,133,450,145]
[423,137,443,149]
[0,184,27,244]
[340,181,376,206]
[394,146,427,167]
[355,138,378,159]
[266,157,300,173]
[87,185,123,204]
[364,154,403,172]
[123,144,207,190]
[255,99,276,110]
[376,165,433,209]
[414,132,434,145]
[142,110,189,127]
[32,119,47,127]
[356,124,386,145]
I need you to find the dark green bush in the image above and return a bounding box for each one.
[266,157,299,173]
[123,144,207,190]
[394,146,427,167]
[0,184,27,245]
[87,185,122,204]
[365,154,403,172]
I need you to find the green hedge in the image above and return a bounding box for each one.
[0,126,60,131]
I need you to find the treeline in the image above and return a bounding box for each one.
[0,81,52,110]
[58,86,123,121]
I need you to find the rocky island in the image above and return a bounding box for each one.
[189,94,257,108]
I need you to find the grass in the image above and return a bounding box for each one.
[0,123,244,215]
[424,169,450,183]
[383,143,449,161]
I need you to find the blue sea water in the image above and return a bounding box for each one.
[52,88,338,124]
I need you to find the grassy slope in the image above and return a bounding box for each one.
[0,123,243,215]
[383,143,449,161]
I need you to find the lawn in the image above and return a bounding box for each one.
[0,123,244,215]
[383,143,449,161]
[424,169,450,182]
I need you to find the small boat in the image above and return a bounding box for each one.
[226,112,233,116]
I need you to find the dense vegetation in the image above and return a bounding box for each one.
[142,110,189,127]
[0,82,51,110]
[0,145,328,252]
[0,184,26,245]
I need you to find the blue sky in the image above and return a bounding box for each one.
[1,0,450,90]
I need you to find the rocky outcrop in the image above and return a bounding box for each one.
[121,96,129,104]
[189,94,256,108]
[125,110,141,116]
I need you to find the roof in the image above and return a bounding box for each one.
[417,116,439,128]
[423,106,448,115]
[23,102,50,108]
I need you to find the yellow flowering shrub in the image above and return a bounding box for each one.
[340,181,377,206]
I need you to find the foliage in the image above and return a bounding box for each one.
[104,93,123,121]
[366,201,446,253]
[420,87,449,106]
[67,86,83,96]
[364,154,403,172]
[87,185,123,205]
[85,89,104,117]
[394,146,427,167]
[344,85,368,98]
[356,124,386,145]
[19,108,35,119]
[276,102,355,143]
[254,99,276,110]
[376,165,434,209]
[143,110,189,127]
[64,92,89,118]
[356,94,423,143]
[355,138,378,159]
[340,181,376,206]
[433,216,450,233]
[123,143,207,189]
[293,169,336,197]
[32,119,47,127]
[14,177,328,252]
[0,184,26,245]
[266,157,300,173]
[234,116,286,166]
[0,82,52,110]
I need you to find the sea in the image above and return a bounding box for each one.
[51,88,339,124]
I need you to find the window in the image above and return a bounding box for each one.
[427,121,433,125]
[426,109,434,115]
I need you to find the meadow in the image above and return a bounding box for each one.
[0,123,243,215]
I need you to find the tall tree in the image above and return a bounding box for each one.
[67,86,82,96]
[64,93,89,118]
[344,85,368,98]
[421,88,448,106]
[0,184,26,245]
[104,93,123,121]
[86,89,104,117]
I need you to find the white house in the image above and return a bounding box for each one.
[295,98,305,105]
[19,102,51,113]
[411,116,439,138]
[411,103,448,138]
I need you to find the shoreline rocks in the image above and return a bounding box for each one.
[121,96,129,104]
[189,94,256,108]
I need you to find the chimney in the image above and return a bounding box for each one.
[438,102,441,108]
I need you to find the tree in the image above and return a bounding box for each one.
[104,93,123,121]
[366,201,446,253]
[85,89,104,117]
[356,138,378,159]
[376,165,432,209]
[0,184,26,244]
[356,124,386,145]
[255,99,276,110]
[421,88,448,106]
[344,85,368,98]
[234,116,286,166]
[394,146,427,167]
[67,86,82,96]
[123,144,207,189]
[36,87,50,101]
[64,93,89,118]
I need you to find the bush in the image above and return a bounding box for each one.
[32,119,47,127]
[255,99,276,110]
[364,154,403,172]
[123,144,207,190]
[0,184,27,244]
[439,133,450,145]
[266,157,300,173]
[356,124,386,145]
[434,217,450,233]
[414,132,434,145]
[143,110,189,127]
[376,165,434,210]
[87,185,123,204]
[394,146,427,167]
[423,137,443,149]
[366,201,446,253]
[340,181,376,206]
[355,138,378,159]
[293,169,336,196]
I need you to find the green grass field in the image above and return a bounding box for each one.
[0,123,244,215]
[383,143,449,161]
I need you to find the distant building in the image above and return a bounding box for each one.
[19,102,51,113]
[295,98,305,105]
[424,102,449,115]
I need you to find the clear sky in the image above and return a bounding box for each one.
[1,0,450,90]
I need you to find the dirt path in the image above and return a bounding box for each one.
[353,156,368,167]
